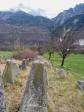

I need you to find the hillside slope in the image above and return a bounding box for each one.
[52,14,84,40]
[0,10,53,29]
[0,24,50,49]
[53,3,84,28]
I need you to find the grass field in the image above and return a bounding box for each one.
[47,66,84,112]
[43,53,84,112]
[0,51,15,57]
[44,53,84,79]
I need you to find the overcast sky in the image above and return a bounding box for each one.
[0,0,84,18]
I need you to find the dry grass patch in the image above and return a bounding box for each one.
[47,67,84,112]
[0,59,84,112]
[4,66,31,112]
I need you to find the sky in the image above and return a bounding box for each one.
[0,0,84,18]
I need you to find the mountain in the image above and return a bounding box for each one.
[0,10,53,30]
[0,23,50,49]
[61,14,84,29]
[53,3,84,28]
[0,4,84,49]
[53,14,84,40]
[0,10,54,49]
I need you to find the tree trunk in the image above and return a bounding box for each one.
[49,52,52,60]
[61,56,66,67]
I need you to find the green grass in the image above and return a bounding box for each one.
[45,53,84,112]
[47,67,84,112]
[43,53,84,78]
[0,51,15,58]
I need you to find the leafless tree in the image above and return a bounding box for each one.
[46,37,56,60]
[14,37,23,51]
[35,40,46,55]
[55,28,76,67]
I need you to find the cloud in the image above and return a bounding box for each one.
[10,4,47,17]
[0,0,84,18]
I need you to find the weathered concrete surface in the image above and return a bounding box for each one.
[26,59,29,66]
[20,60,48,112]
[56,68,66,79]
[77,80,84,91]
[2,60,20,84]
[0,77,8,112]
[19,59,27,70]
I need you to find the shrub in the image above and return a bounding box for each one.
[13,49,38,60]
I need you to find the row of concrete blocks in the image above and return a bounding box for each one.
[0,60,48,112]
[0,59,84,112]
[2,59,29,84]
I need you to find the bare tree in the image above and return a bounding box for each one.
[35,40,46,55]
[45,28,57,60]
[46,37,56,60]
[55,28,76,67]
